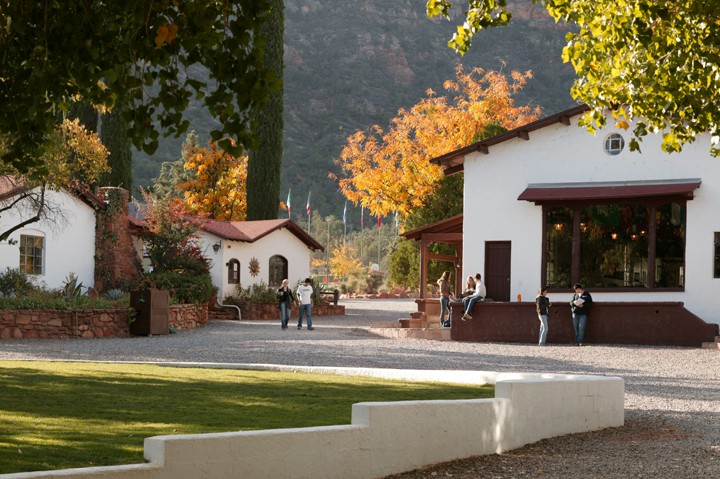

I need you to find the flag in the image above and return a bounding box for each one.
[286,189,291,217]
[343,200,347,225]
[378,215,382,228]
[306,191,311,215]
[361,205,364,228]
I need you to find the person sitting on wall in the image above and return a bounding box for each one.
[462,273,486,321]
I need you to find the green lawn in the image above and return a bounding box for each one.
[0,361,492,474]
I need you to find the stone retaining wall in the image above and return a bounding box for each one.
[0,304,208,339]
[234,302,345,320]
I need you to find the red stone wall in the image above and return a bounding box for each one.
[0,304,208,339]
[169,303,209,330]
[94,187,142,292]
[237,302,345,320]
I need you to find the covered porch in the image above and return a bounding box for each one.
[402,214,463,322]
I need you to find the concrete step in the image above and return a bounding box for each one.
[701,336,720,349]
[368,327,452,341]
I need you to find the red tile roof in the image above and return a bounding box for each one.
[197,218,324,251]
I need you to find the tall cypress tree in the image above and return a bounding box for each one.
[68,102,98,133]
[246,0,284,220]
[99,108,132,191]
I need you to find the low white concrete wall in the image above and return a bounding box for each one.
[2,366,624,479]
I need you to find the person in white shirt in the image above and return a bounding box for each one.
[462,273,486,320]
[296,277,314,330]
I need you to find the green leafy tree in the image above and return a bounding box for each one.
[247,0,284,220]
[427,0,720,156]
[138,192,215,303]
[100,108,133,191]
[0,1,277,175]
[152,131,199,200]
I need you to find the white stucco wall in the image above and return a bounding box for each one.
[0,188,96,291]
[201,228,313,300]
[462,117,720,324]
[0,367,624,479]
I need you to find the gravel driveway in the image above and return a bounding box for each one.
[1,298,719,478]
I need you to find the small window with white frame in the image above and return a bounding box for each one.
[604,133,625,155]
[19,234,44,275]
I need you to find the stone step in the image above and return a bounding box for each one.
[209,309,239,321]
[701,336,720,349]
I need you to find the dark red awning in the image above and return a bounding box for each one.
[518,179,701,202]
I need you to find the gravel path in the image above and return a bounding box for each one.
[1,298,719,478]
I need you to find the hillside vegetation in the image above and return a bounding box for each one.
[132,0,577,222]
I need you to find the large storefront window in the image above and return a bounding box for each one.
[544,201,685,290]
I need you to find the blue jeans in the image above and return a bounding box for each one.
[298,303,312,328]
[279,302,291,328]
[572,313,587,344]
[538,314,548,345]
[439,296,450,326]
[463,295,482,316]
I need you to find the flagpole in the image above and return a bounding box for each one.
[306,191,311,233]
[342,200,347,244]
[360,205,364,264]
[377,215,381,268]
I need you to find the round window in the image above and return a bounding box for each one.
[604,133,625,156]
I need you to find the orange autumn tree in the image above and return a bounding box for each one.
[178,139,248,221]
[334,66,541,218]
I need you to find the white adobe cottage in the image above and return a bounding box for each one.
[419,105,719,344]
[194,218,323,300]
[1,179,322,299]
[0,180,136,292]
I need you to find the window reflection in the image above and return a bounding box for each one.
[544,202,685,289]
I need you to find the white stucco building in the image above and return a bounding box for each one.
[195,218,323,300]
[433,105,720,327]
[0,179,101,291]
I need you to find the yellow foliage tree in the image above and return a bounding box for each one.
[334,66,541,218]
[1,118,110,242]
[178,140,248,221]
[329,243,364,281]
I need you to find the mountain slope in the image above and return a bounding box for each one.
[132,0,577,222]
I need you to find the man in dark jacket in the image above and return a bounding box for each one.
[570,283,593,346]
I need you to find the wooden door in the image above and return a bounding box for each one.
[485,241,511,302]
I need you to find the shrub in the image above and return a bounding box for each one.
[141,271,216,304]
[0,267,37,297]
[61,273,83,300]
[233,280,277,303]
[0,293,113,310]
[104,288,125,301]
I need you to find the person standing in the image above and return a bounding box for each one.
[296,277,314,330]
[535,286,551,345]
[436,270,454,328]
[462,273,486,320]
[570,283,593,345]
[277,279,295,330]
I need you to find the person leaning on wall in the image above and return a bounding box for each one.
[436,270,454,328]
[570,282,593,346]
[535,286,551,345]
